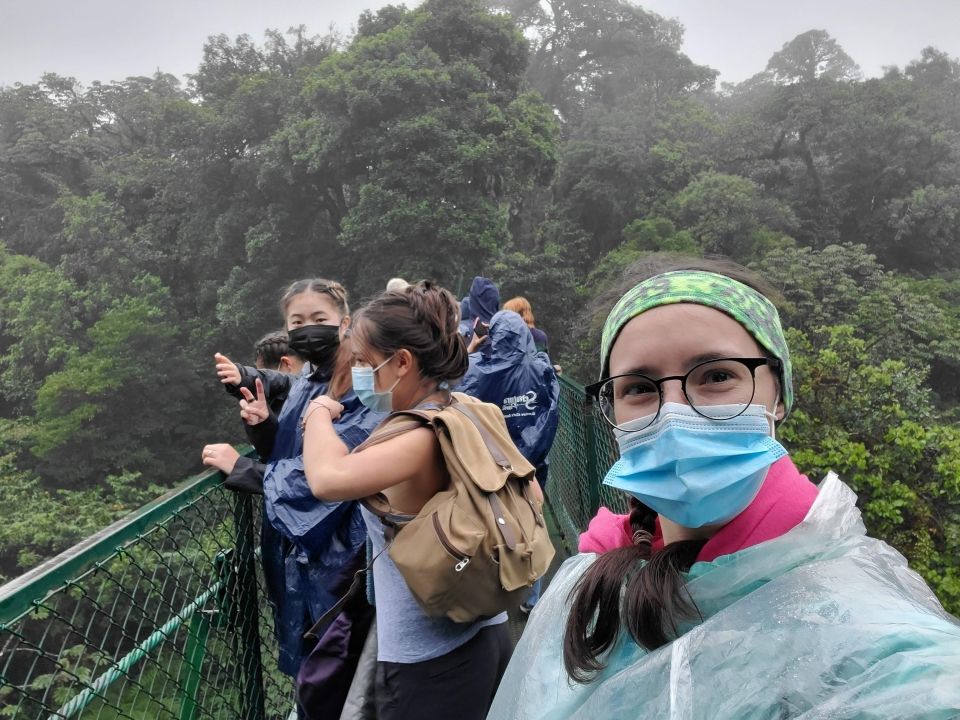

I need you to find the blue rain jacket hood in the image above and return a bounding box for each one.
[489,473,960,719]
[260,365,384,675]
[469,276,500,324]
[457,310,559,468]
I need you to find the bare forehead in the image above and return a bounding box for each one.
[608,303,763,374]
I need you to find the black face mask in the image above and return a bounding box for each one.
[287,324,340,369]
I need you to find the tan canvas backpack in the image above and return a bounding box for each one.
[358,392,555,623]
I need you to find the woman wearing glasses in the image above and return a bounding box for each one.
[488,261,960,719]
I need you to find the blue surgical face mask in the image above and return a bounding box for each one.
[351,355,399,413]
[603,402,787,529]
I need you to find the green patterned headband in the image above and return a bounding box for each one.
[600,270,793,416]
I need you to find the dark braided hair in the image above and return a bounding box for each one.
[563,498,706,682]
[279,278,350,316]
[254,330,292,367]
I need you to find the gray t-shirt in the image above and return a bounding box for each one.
[361,505,507,664]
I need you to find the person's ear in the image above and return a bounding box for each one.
[395,348,413,378]
[339,316,351,340]
[775,399,786,422]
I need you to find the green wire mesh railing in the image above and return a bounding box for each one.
[543,376,625,557]
[0,378,620,719]
[0,453,293,720]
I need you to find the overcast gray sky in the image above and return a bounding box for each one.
[2,0,959,88]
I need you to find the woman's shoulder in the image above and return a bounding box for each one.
[493,533,960,719]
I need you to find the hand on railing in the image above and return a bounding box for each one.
[201,443,240,474]
[214,352,241,385]
[239,378,269,426]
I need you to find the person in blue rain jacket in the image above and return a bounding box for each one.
[457,309,560,612]
[201,278,383,675]
[463,276,500,347]
[458,310,559,483]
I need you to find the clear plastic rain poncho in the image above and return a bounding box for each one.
[489,474,960,719]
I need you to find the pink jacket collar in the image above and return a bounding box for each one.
[578,456,819,562]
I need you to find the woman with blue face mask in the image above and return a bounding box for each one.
[488,260,960,720]
[302,281,516,720]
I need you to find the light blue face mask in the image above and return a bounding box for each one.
[603,402,787,528]
[351,355,399,413]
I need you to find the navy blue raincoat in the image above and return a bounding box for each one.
[468,276,500,324]
[255,366,383,675]
[457,311,559,483]
[463,277,499,347]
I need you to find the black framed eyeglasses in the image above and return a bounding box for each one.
[586,357,781,432]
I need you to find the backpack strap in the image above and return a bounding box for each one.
[303,542,389,641]
[445,399,537,549]
[354,408,437,536]
[449,401,513,471]
[488,493,518,550]
[354,412,431,452]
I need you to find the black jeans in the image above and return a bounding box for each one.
[374,623,512,720]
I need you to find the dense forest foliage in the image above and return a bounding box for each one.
[1,0,958,613]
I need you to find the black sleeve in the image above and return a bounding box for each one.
[224,364,294,404]
[243,410,279,461]
[223,455,266,495]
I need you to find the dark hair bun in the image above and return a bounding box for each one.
[356,281,468,384]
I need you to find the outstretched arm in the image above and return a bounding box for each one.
[215,352,293,402]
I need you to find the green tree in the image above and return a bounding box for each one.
[286,0,558,297]
[0,245,87,417]
[755,243,960,406]
[766,29,861,84]
[882,184,960,272]
[782,325,960,614]
[721,36,960,268]
[548,97,719,259]
[30,277,209,486]
[669,172,797,260]
[488,0,716,126]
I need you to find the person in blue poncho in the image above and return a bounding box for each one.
[463,276,500,345]
[488,258,960,720]
[201,278,383,679]
[458,309,559,612]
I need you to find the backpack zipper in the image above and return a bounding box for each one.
[432,512,471,572]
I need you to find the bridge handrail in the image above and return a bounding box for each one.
[0,448,287,720]
[0,465,230,624]
[0,379,622,719]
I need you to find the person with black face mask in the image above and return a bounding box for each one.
[287,323,340,368]
[200,278,384,695]
[210,279,353,459]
